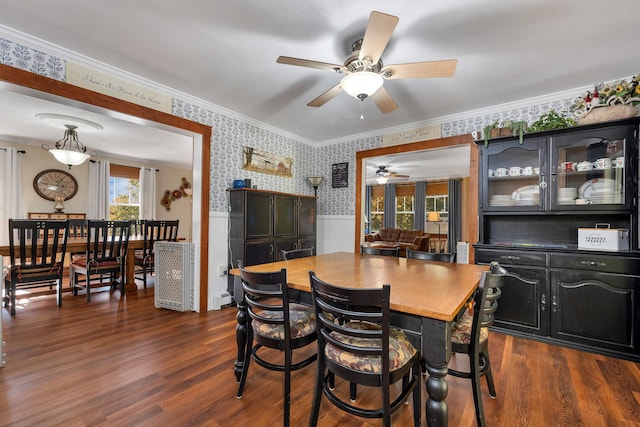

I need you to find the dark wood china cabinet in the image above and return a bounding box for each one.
[474,117,640,361]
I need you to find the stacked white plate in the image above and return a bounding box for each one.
[557,187,577,205]
[512,185,539,206]
[490,194,515,206]
[579,178,622,204]
[515,193,539,206]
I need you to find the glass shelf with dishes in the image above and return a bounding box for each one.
[551,127,630,209]
[483,139,544,210]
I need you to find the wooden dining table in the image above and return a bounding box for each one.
[0,236,145,292]
[230,252,488,427]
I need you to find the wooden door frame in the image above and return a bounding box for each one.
[0,64,211,312]
[355,134,478,263]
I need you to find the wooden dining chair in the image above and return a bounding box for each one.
[360,245,400,257]
[448,262,508,427]
[133,219,179,288]
[308,271,421,427]
[128,219,146,238]
[406,248,456,263]
[280,247,314,260]
[4,219,69,315]
[69,220,130,302]
[236,267,317,427]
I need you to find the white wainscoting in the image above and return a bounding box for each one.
[317,215,355,255]
[207,213,356,311]
[208,212,231,310]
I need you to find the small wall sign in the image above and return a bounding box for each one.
[332,162,348,188]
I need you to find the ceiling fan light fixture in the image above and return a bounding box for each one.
[376,175,389,185]
[340,71,383,99]
[45,124,91,167]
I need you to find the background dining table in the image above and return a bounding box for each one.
[0,235,145,291]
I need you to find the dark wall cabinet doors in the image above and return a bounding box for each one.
[229,189,317,271]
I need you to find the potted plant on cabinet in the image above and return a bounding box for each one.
[528,110,575,132]
[483,119,528,146]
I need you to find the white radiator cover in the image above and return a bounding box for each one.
[154,242,194,312]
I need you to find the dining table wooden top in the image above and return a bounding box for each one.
[232,251,488,322]
[0,235,145,257]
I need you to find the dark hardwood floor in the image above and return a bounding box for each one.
[1,283,639,426]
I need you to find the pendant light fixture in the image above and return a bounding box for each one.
[37,114,101,168]
[47,124,91,167]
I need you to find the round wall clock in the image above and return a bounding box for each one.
[33,169,79,201]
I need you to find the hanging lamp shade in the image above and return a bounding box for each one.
[46,125,91,167]
[340,72,384,99]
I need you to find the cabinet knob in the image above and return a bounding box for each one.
[539,181,548,189]
[579,260,605,267]
[541,294,546,312]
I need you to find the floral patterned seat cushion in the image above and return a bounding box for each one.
[252,303,316,340]
[325,321,417,374]
[451,311,488,345]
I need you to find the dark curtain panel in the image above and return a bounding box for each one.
[447,179,462,253]
[414,181,426,230]
[365,185,372,233]
[383,184,396,229]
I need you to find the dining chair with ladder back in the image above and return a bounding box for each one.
[280,247,314,260]
[129,219,145,237]
[406,248,456,263]
[308,272,421,427]
[67,218,88,239]
[4,219,69,316]
[236,267,317,427]
[133,219,179,288]
[360,245,400,257]
[448,261,510,427]
[69,220,130,302]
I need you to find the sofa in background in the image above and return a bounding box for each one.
[364,228,430,256]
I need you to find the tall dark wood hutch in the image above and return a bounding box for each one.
[227,188,317,293]
[474,117,640,361]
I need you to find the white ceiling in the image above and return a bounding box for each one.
[0,0,638,172]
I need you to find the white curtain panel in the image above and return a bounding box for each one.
[139,167,157,219]
[0,148,24,245]
[87,160,110,220]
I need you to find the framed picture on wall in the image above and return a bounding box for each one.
[332,162,348,188]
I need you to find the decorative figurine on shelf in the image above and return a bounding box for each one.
[54,195,65,213]
[591,85,600,107]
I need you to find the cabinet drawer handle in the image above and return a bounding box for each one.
[500,255,521,261]
[552,295,558,313]
[541,294,546,312]
[579,260,605,267]
[539,181,547,189]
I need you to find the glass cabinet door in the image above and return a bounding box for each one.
[484,138,545,211]
[550,125,633,211]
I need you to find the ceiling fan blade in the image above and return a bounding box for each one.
[382,59,458,79]
[370,87,398,113]
[277,56,342,72]
[359,11,399,64]
[389,172,410,178]
[308,83,343,107]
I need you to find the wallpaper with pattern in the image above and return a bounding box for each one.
[0,34,606,216]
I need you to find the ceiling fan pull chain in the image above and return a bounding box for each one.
[360,101,364,120]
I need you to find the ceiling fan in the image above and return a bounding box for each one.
[276,10,457,113]
[370,165,409,184]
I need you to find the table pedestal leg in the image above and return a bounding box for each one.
[234,298,247,382]
[422,318,452,427]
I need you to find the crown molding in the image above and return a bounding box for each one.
[0,25,315,147]
[1,24,624,149]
